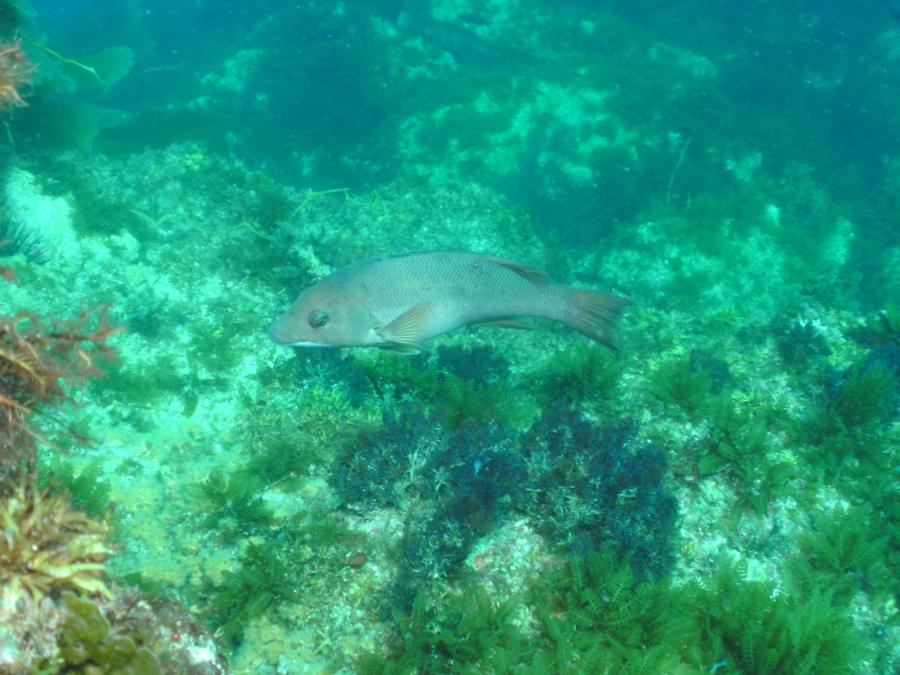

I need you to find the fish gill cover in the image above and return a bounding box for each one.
[0,0,897,673]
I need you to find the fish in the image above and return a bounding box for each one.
[268,251,629,353]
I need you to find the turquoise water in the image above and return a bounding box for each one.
[0,1,897,673]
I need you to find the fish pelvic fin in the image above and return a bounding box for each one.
[377,302,434,347]
[567,290,630,350]
[377,343,422,355]
[473,319,533,330]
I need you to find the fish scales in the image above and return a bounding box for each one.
[269,251,628,352]
[333,253,554,322]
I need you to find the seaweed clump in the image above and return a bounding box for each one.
[201,507,358,648]
[698,395,795,516]
[534,342,623,405]
[0,39,34,113]
[648,352,714,420]
[0,481,114,602]
[0,218,51,264]
[693,559,870,674]
[854,305,900,350]
[58,591,160,674]
[355,344,526,431]
[0,308,122,623]
[333,399,526,610]
[327,333,677,619]
[828,355,897,429]
[0,287,226,672]
[775,317,831,372]
[1,308,120,489]
[788,506,892,606]
[389,422,525,610]
[333,396,677,614]
[801,343,898,476]
[362,550,871,674]
[519,404,678,579]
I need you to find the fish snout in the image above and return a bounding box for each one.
[267,316,298,345]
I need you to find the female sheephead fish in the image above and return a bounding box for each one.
[268,251,629,352]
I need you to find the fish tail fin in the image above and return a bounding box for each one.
[566,290,630,350]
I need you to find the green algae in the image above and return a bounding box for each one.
[363,549,871,674]
[200,508,360,647]
[857,306,900,349]
[356,349,530,431]
[831,361,897,430]
[788,507,892,606]
[534,341,623,405]
[58,591,161,674]
[41,458,111,519]
[697,560,870,675]
[649,353,713,420]
[699,396,795,516]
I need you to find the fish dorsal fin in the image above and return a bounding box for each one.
[487,256,550,283]
[377,302,434,345]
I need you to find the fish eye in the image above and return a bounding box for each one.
[308,309,329,329]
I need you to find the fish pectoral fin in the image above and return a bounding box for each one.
[487,256,550,283]
[473,319,533,330]
[377,302,434,345]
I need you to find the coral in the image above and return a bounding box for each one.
[0,479,114,602]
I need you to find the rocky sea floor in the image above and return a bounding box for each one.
[1,142,897,672]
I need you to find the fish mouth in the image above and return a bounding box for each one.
[267,322,330,348]
[288,340,331,348]
[267,321,292,345]
[268,321,333,348]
